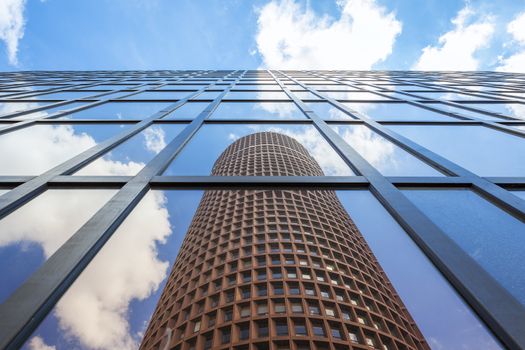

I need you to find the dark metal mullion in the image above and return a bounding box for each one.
[0,70,245,350]
[291,72,525,220]
[277,70,525,350]
[0,72,221,220]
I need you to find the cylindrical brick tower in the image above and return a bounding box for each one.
[140,132,429,350]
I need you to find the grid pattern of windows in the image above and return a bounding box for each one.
[0,70,523,350]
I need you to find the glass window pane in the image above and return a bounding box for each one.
[31,91,103,100]
[305,102,354,120]
[402,188,525,306]
[336,190,501,349]
[23,190,203,350]
[0,101,52,117]
[9,102,88,120]
[0,189,116,303]
[75,123,186,176]
[0,123,129,175]
[163,102,209,120]
[343,102,457,121]
[232,84,282,90]
[511,190,525,200]
[293,91,321,100]
[191,91,222,100]
[59,101,172,120]
[454,102,525,120]
[427,102,507,121]
[224,91,290,100]
[388,125,525,176]
[211,102,307,120]
[122,91,195,100]
[332,124,443,176]
[163,123,353,176]
[323,91,392,101]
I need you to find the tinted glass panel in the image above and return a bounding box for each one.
[122,91,195,100]
[211,102,307,120]
[336,191,501,349]
[342,102,457,121]
[388,125,525,176]
[59,101,172,120]
[0,189,116,303]
[23,190,203,350]
[305,102,354,120]
[163,123,353,176]
[163,102,209,119]
[403,188,525,306]
[0,124,129,175]
[75,123,186,176]
[332,124,442,176]
[0,101,51,117]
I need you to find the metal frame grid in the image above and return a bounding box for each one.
[0,69,523,349]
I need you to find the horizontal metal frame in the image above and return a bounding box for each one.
[0,70,523,350]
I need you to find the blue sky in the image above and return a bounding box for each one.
[1,0,525,71]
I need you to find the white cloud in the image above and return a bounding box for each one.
[255,0,402,69]
[497,12,525,73]
[0,0,26,65]
[0,125,97,176]
[143,125,167,154]
[413,5,495,71]
[0,123,174,349]
[54,191,171,349]
[335,125,395,169]
[27,336,56,350]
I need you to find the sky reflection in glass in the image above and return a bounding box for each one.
[0,123,129,175]
[163,123,354,176]
[59,101,172,120]
[224,91,290,100]
[0,189,117,304]
[211,102,307,120]
[305,102,354,120]
[30,91,105,100]
[342,102,457,121]
[337,190,501,350]
[8,102,89,120]
[388,125,525,176]
[122,90,195,100]
[332,124,442,176]
[163,102,208,120]
[403,188,525,306]
[0,101,51,117]
[75,123,186,176]
[22,190,204,350]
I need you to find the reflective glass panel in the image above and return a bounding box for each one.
[59,101,172,120]
[211,102,307,120]
[293,91,321,100]
[232,84,282,90]
[457,102,525,120]
[0,102,51,117]
[75,123,186,176]
[224,91,290,100]
[0,123,129,175]
[428,102,508,121]
[9,102,88,120]
[23,190,204,350]
[342,102,457,121]
[388,125,525,176]
[191,91,222,100]
[332,124,442,176]
[122,91,195,100]
[0,189,116,303]
[336,190,501,349]
[511,190,525,200]
[305,102,354,120]
[403,188,525,306]
[32,91,103,100]
[163,123,354,176]
[324,91,392,101]
[163,102,209,120]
